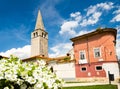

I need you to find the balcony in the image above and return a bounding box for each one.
[78,59,87,64]
[98,58,103,61]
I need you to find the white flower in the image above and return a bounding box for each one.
[0,56,63,89]
[0,72,4,79]
[20,84,27,89]
[34,82,43,89]
[17,79,24,85]
[26,76,36,84]
[4,87,9,89]
[20,71,28,79]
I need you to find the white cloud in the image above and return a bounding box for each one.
[98,2,113,10]
[86,2,114,16]
[59,2,114,35]
[80,2,113,26]
[70,12,82,21]
[116,26,120,59]
[59,21,78,35]
[49,43,72,57]
[59,12,82,36]
[0,45,31,59]
[116,39,120,59]
[111,14,120,22]
[70,12,80,17]
[111,8,120,22]
[113,9,120,14]
[80,12,102,26]
[116,25,120,37]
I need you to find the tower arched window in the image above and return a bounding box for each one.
[44,34,46,38]
[33,33,35,37]
[36,32,38,37]
[42,32,44,37]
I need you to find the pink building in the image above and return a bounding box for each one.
[70,28,119,81]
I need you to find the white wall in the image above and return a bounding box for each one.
[49,62,76,80]
[103,62,119,78]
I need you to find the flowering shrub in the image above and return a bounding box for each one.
[0,56,63,89]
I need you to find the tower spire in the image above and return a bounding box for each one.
[35,10,44,30]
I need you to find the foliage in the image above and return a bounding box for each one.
[63,57,70,61]
[96,27,102,31]
[0,55,64,89]
[63,84,118,89]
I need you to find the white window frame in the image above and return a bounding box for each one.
[81,66,87,72]
[95,65,103,71]
[94,47,101,58]
[79,50,86,60]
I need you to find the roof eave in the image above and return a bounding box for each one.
[70,28,117,42]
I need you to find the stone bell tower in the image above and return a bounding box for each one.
[31,10,48,57]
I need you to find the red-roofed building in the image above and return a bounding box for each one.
[70,28,119,81]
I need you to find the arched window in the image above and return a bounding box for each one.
[36,32,38,37]
[42,32,44,37]
[33,33,35,37]
[44,34,46,38]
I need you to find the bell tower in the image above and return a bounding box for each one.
[31,10,48,57]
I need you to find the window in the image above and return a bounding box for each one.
[42,32,46,38]
[44,34,46,38]
[42,33,44,37]
[33,33,35,37]
[81,67,87,72]
[94,48,101,58]
[80,51,86,60]
[36,32,38,37]
[33,32,38,37]
[96,66,102,71]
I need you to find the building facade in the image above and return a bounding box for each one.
[31,10,48,57]
[48,56,76,80]
[70,28,119,81]
[29,10,119,81]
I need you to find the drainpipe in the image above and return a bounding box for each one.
[104,47,107,61]
[87,37,90,66]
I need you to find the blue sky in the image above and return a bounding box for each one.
[0,0,120,59]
